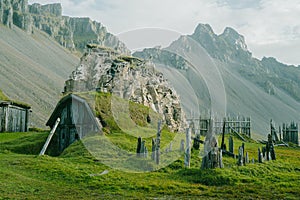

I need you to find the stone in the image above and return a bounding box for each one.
[156,121,161,165]
[252,158,255,164]
[201,119,222,169]
[193,134,201,150]
[262,146,266,158]
[180,139,185,152]
[229,136,234,154]
[151,138,156,161]
[169,142,172,152]
[258,148,263,163]
[136,136,142,156]
[242,143,245,157]
[140,141,145,154]
[144,146,148,158]
[219,149,224,168]
[237,146,244,166]
[245,152,249,164]
[266,133,276,160]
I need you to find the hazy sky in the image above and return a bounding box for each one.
[28,0,300,65]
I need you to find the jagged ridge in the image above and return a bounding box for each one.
[0,0,129,54]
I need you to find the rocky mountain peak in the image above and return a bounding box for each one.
[192,23,217,42]
[190,24,252,62]
[194,23,215,35]
[221,27,248,51]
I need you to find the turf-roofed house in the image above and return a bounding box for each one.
[46,94,102,155]
[0,90,31,133]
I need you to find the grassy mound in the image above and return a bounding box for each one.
[93,92,162,134]
[0,132,48,154]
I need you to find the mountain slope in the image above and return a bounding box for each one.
[134,24,300,137]
[0,1,131,128]
[0,0,129,54]
[0,24,79,127]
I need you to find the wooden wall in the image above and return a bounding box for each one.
[0,104,29,133]
[49,97,100,154]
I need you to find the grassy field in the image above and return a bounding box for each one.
[0,131,299,199]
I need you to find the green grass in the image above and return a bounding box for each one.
[92,92,162,134]
[0,89,31,108]
[1,92,299,199]
[0,89,9,101]
[0,132,48,154]
[0,131,299,199]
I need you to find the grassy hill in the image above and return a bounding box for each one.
[0,24,79,128]
[0,130,299,199]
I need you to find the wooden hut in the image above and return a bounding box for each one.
[0,101,30,132]
[46,94,102,155]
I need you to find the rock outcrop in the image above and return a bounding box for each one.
[64,45,186,132]
[0,0,129,54]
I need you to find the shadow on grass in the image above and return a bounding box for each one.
[0,132,48,155]
[172,168,237,186]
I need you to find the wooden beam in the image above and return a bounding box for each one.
[39,118,60,156]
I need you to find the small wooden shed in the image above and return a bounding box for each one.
[46,94,102,155]
[0,101,30,132]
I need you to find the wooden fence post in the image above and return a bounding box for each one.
[156,120,161,165]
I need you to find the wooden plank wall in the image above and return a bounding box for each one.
[55,99,99,153]
[0,105,28,133]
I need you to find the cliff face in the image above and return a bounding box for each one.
[0,0,129,54]
[64,45,186,132]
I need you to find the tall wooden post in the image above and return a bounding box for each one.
[156,120,161,165]
[185,127,191,168]
[221,118,226,150]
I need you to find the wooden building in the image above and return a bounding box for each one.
[46,94,102,155]
[0,101,30,132]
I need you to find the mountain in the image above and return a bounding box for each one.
[134,24,300,137]
[0,0,129,54]
[0,0,129,128]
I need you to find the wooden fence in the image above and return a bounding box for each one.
[187,116,251,138]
